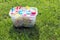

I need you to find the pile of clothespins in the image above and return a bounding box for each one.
[9,6,38,27]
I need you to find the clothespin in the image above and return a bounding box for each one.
[31,11,36,16]
[26,6,30,10]
[16,6,19,12]
[26,11,31,15]
[15,14,20,18]
[23,14,27,16]
[11,8,14,14]
[19,6,22,9]
[12,8,14,12]
[18,9,23,15]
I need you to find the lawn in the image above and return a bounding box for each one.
[0,0,60,40]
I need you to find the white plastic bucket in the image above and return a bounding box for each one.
[9,6,38,27]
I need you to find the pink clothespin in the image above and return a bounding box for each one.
[16,6,19,12]
[23,14,27,16]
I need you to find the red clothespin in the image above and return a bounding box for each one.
[19,6,22,9]
[16,6,19,12]
[31,11,36,16]
[32,12,36,14]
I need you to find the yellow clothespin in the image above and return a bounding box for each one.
[15,13,20,18]
[26,6,30,10]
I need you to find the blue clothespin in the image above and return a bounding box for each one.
[26,11,31,15]
[11,8,14,13]
[18,10,23,15]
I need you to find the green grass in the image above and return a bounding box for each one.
[0,0,60,40]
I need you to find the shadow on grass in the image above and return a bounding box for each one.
[9,24,39,40]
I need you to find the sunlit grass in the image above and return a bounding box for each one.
[0,0,60,40]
